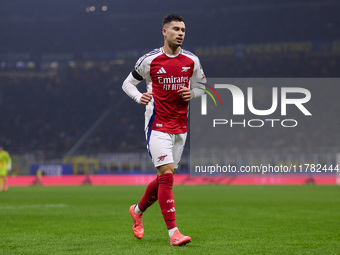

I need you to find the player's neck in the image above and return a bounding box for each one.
[163,44,181,55]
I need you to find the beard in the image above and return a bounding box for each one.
[168,39,183,48]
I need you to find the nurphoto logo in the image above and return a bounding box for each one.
[199,83,312,128]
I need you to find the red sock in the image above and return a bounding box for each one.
[138,176,159,212]
[158,173,177,229]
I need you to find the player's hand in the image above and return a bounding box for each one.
[139,92,154,105]
[178,86,194,101]
[7,163,12,171]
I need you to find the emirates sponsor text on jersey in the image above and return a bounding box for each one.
[158,76,189,90]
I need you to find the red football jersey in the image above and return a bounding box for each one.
[134,47,206,134]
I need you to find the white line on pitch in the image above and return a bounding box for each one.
[0,204,67,210]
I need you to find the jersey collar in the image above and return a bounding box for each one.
[161,47,182,58]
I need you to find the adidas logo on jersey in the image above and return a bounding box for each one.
[167,207,176,213]
[157,67,166,74]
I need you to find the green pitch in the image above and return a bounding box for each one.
[0,185,339,254]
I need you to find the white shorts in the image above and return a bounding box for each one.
[146,129,187,169]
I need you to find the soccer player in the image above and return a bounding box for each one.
[122,14,206,246]
[0,146,12,191]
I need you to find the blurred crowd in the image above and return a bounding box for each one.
[0,61,144,158]
[1,0,340,158]
[1,1,339,53]
[0,52,339,158]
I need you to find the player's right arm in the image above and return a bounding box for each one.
[122,71,153,105]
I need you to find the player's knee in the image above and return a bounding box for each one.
[157,163,175,175]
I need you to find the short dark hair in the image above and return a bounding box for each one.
[163,14,184,26]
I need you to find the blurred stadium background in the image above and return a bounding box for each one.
[1,0,339,179]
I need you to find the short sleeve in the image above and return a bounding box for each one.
[134,54,150,80]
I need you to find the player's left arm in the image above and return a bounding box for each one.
[178,57,206,101]
[177,86,193,101]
